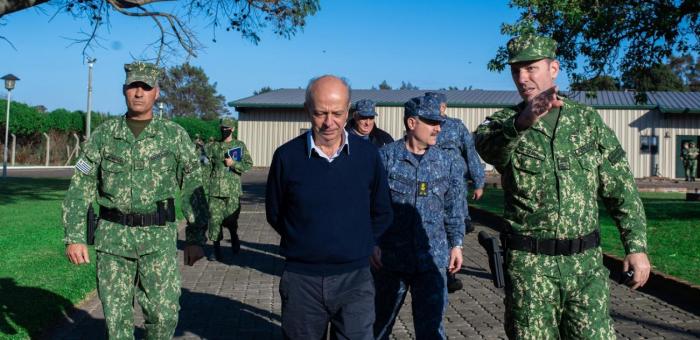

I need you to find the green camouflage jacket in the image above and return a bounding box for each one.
[688,147,699,160]
[475,99,647,274]
[203,139,253,198]
[62,116,208,257]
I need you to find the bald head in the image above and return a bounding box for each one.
[305,75,351,111]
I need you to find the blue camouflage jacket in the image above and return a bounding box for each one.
[379,139,467,273]
[437,117,485,189]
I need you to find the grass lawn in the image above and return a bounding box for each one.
[470,187,700,285]
[0,177,94,340]
[0,177,185,339]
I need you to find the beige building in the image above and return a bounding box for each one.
[231,89,700,179]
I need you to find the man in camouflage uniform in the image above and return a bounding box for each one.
[373,96,466,339]
[475,35,651,339]
[681,142,691,181]
[345,99,394,148]
[686,142,698,182]
[425,91,486,293]
[202,118,253,260]
[63,62,208,340]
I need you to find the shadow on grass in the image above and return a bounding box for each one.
[0,178,70,205]
[0,277,93,339]
[176,287,281,338]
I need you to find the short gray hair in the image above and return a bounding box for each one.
[304,74,352,107]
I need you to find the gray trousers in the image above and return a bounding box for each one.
[279,266,375,340]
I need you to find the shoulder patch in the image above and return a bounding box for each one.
[608,146,625,165]
[75,159,93,175]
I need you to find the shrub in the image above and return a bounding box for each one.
[171,116,221,141]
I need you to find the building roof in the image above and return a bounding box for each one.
[230,89,700,114]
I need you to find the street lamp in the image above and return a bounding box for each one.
[2,74,19,178]
[85,58,96,140]
[158,101,164,118]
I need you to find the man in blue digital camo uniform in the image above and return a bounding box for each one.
[63,62,208,340]
[475,35,651,339]
[345,98,394,148]
[373,95,467,340]
[425,91,486,293]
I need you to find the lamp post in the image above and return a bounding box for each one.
[2,74,19,178]
[85,58,96,140]
[158,101,164,118]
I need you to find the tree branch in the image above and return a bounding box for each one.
[0,0,50,17]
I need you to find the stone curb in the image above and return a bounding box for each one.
[469,206,700,316]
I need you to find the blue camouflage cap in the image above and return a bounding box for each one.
[424,91,447,104]
[404,96,444,122]
[354,99,378,117]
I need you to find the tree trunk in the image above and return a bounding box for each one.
[0,0,50,17]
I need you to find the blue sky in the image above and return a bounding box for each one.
[1,1,571,116]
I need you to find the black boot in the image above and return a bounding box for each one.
[231,234,241,255]
[447,272,463,293]
[208,241,222,261]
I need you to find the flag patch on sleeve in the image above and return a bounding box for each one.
[76,159,92,175]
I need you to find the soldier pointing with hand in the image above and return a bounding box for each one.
[475,35,651,339]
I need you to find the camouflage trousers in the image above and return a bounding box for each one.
[96,250,180,340]
[504,264,615,340]
[686,160,697,179]
[207,196,241,241]
[373,268,448,340]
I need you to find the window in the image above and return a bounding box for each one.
[640,135,658,154]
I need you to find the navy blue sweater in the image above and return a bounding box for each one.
[265,133,393,275]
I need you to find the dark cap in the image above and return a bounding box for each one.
[354,99,378,117]
[404,96,444,122]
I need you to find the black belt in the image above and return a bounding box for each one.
[99,198,175,227]
[503,229,600,256]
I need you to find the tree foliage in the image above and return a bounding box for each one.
[171,116,221,141]
[159,63,228,120]
[490,0,700,84]
[570,75,620,91]
[621,63,685,92]
[399,81,419,90]
[254,86,273,95]
[0,0,320,63]
[670,54,700,91]
[0,100,109,136]
[378,80,392,90]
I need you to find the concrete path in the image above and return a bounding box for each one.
[48,168,700,339]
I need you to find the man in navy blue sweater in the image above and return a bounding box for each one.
[265,75,393,340]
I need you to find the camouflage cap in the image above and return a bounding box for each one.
[124,61,161,87]
[404,96,444,122]
[220,117,236,128]
[354,99,378,117]
[424,91,447,104]
[507,35,557,64]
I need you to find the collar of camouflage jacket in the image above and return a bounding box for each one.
[115,115,161,142]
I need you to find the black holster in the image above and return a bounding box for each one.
[87,204,98,245]
[478,231,506,288]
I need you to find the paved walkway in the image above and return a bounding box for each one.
[49,168,700,339]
